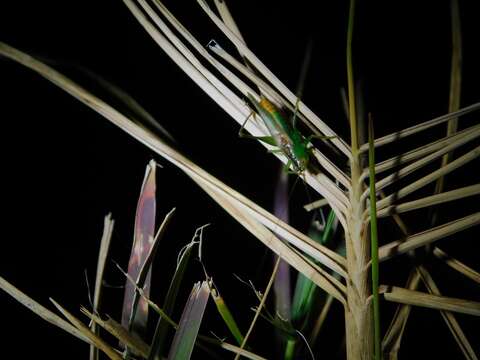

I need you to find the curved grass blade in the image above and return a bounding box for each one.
[167,281,210,360]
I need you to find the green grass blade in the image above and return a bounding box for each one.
[167,281,210,360]
[291,209,336,322]
[368,117,381,360]
[210,285,244,345]
[149,229,200,360]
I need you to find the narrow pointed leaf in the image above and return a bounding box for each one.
[167,281,210,360]
[149,228,199,360]
[210,284,244,345]
[91,213,114,360]
[380,286,480,316]
[122,160,157,335]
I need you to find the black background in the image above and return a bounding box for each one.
[0,0,479,359]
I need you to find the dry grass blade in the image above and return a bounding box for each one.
[309,294,334,345]
[379,212,480,261]
[234,257,281,360]
[379,286,480,316]
[377,146,480,210]
[81,307,150,358]
[382,270,421,360]
[49,299,122,360]
[0,276,90,344]
[369,124,480,176]
[360,126,480,188]
[196,0,352,158]
[197,180,347,303]
[0,41,349,278]
[433,0,463,201]
[433,247,480,284]
[375,184,480,218]
[91,213,114,360]
[112,3,350,229]
[88,315,144,352]
[304,198,329,212]
[360,102,480,152]
[417,266,478,360]
[212,0,246,45]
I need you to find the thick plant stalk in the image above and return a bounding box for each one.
[344,0,373,358]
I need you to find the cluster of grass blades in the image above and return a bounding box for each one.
[1,0,479,359]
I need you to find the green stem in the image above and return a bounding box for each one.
[368,117,381,360]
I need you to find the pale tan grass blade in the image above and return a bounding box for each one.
[0,42,347,277]
[379,212,480,261]
[197,180,347,304]
[49,299,122,360]
[88,5,348,210]
[142,0,261,115]
[206,41,353,185]
[207,39,286,108]
[91,213,114,360]
[417,266,478,360]
[360,103,480,152]
[81,307,149,358]
[382,270,421,360]
[376,146,480,210]
[434,0,463,197]
[309,295,334,345]
[196,0,352,158]
[368,124,480,177]
[120,1,252,133]
[360,126,480,187]
[433,247,480,284]
[0,276,90,344]
[375,184,480,219]
[212,0,247,45]
[304,198,329,212]
[234,258,281,360]
[380,286,480,316]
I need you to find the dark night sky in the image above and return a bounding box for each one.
[0,1,479,359]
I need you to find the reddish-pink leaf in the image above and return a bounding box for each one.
[122,160,157,335]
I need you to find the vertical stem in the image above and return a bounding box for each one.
[369,117,381,360]
[347,0,358,152]
[344,0,374,359]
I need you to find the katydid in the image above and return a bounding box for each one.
[240,94,319,175]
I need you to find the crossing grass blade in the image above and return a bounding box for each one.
[167,281,210,360]
[81,307,150,358]
[49,299,122,360]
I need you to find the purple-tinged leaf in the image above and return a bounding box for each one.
[273,168,291,321]
[122,160,157,335]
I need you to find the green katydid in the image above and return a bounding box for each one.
[240,94,316,175]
